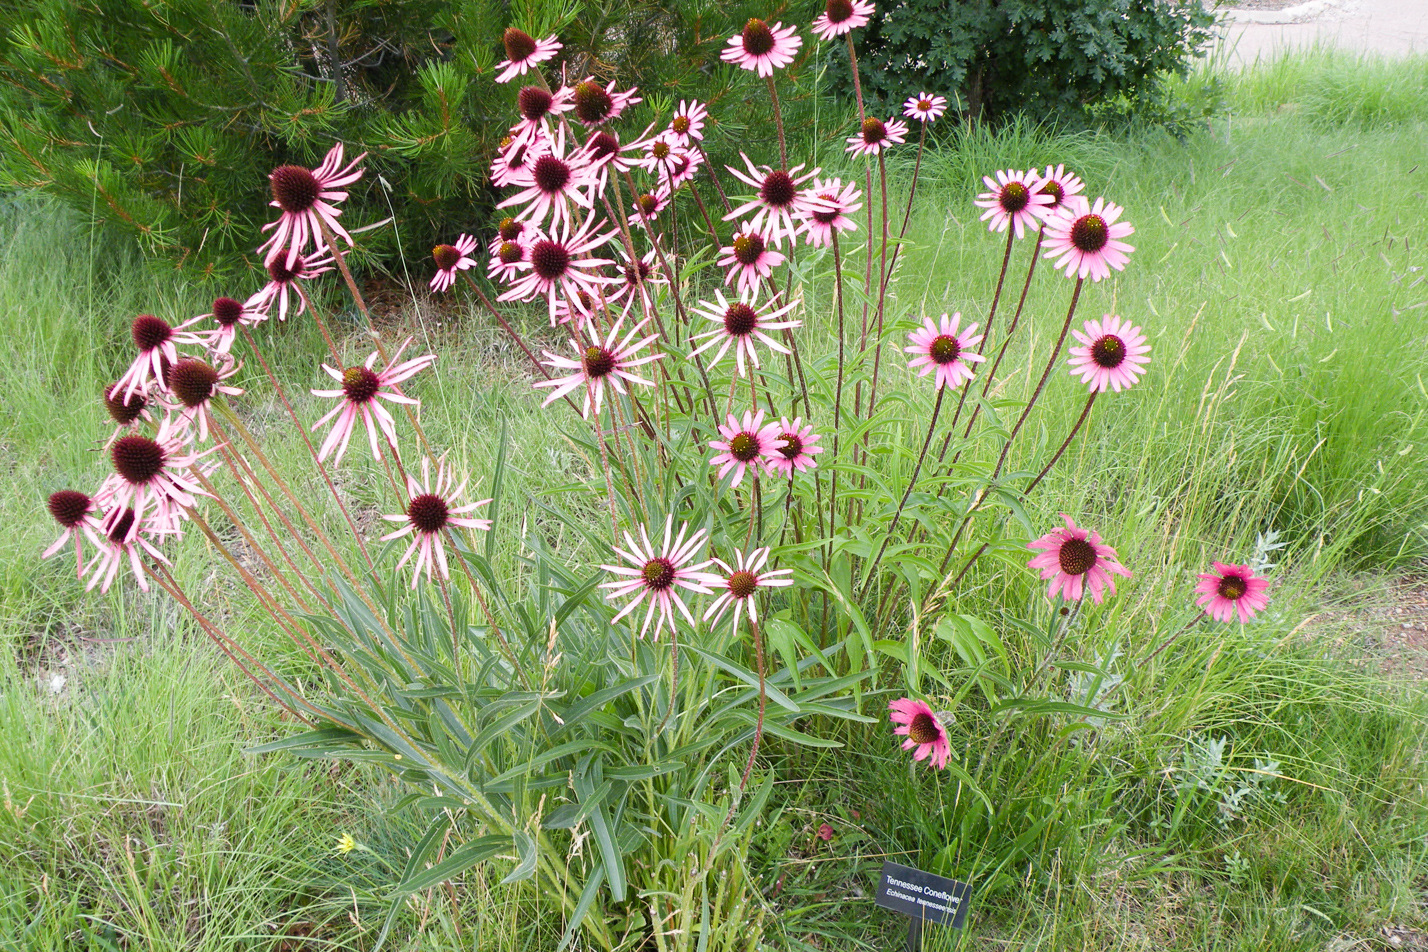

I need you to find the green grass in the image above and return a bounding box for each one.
[3,49,1428,950]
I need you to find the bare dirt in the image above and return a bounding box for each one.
[1316,568,1428,682]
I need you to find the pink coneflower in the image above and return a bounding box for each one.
[571,78,641,127]
[721,18,802,76]
[688,289,799,377]
[499,126,597,229]
[583,125,657,194]
[846,116,907,157]
[200,297,265,355]
[1042,197,1135,282]
[812,0,875,39]
[103,382,152,442]
[498,213,619,322]
[798,177,861,247]
[84,505,176,593]
[765,416,823,477]
[636,133,686,179]
[488,234,532,284]
[1195,562,1270,623]
[113,314,207,401]
[903,92,948,123]
[703,547,793,632]
[600,517,721,639]
[495,28,562,84]
[973,169,1054,240]
[1034,164,1085,215]
[161,355,244,441]
[709,409,786,488]
[380,456,492,588]
[1067,315,1150,393]
[719,225,786,295]
[667,100,708,145]
[258,143,364,269]
[96,416,211,539]
[490,135,550,189]
[509,84,572,148]
[310,338,436,464]
[1026,514,1132,604]
[43,489,101,577]
[246,250,336,322]
[666,147,704,190]
[889,698,951,770]
[430,235,479,293]
[905,313,985,391]
[532,313,662,418]
[725,155,829,246]
[550,288,607,330]
[629,187,672,231]
[608,246,667,310]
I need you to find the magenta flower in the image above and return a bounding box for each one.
[889,698,951,770]
[811,0,874,39]
[84,505,177,594]
[1067,315,1150,393]
[666,147,705,190]
[905,313,985,391]
[96,416,211,539]
[311,338,436,464]
[1026,514,1131,604]
[845,116,907,157]
[719,225,786,295]
[112,313,208,402]
[498,213,619,323]
[688,288,800,377]
[1042,196,1135,282]
[246,250,336,322]
[258,143,365,269]
[629,187,672,231]
[725,155,829,246]
[636,133,686,180]
[570,77,641,127]
[600,517,721,639]
[488,233,533,284]
[721,18,802,76]
[43,489,101,577]
[200,297,265,355]
[583,126,658,195]
[1034,164,1085,215]
[1195,562,1271,623]
[495,28,562,84]
[380,456,492,588]
[903,92,948,123]
[668,100,708,145]
[703,547,794,632]
[608,245,667,310]
[765,417,823,477]
[532,313,663,418]
[160,355,244,442]
[430,235,479,293]
[798,177,861,247]
[709,409,786,488]
[973,169,1054,240]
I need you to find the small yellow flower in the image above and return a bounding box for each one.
[335,833,358,855]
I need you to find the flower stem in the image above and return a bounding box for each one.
[1023,390,1097,496]
[764,74,788,171]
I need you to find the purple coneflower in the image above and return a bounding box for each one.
[43,489,101,577]
[490,135,550,189]
[200,297,264,355]
[811,0,875,40]
[570,78,641,127]
[113,313,207,402]
[1067,315,1150,393]
[797,177,861,247]
[667,100,708,146]
[1195,562,1270,623]
[709,409,786,488]
[84,505,176,594]
[765,417,823,477]
[725,155,829,246]
[380,456,492,588]
[96,416,210,539]
[532,313,662,418]
[310,338,436,464]
[688,289,799,377]
[103,382,151,443]
[1042,196,1135,282]
[845,116,907,157]
[430,235,479,293]
[721,18,802,76]
[905,313,985,391]
[1034,164,1085,215]
[600,517,721,639]
[703,547,793,632]
[719,225,785,295]
[1026,514,1131,604]
[889,698,951,770]
[498,126,597,229]
[161,356,244,441]
[495,28,562,84]
[973,169,1054,240]
[903,92,948,123]
[509,84,572,148]
[246,250,336,322]
[498,213,619,323]
[258,143,364,269]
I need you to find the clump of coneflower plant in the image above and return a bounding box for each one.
[39,8,1275,949]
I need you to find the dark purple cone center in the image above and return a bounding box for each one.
[999,181,1030,213]
[732,234,764,266]
[498,217,524,241]
[641,557,675,590]
[517,86,554,121]
[583,346,616,379]
[48,489,92,528]
[811,193,841,225]
[908,711,941,745]
[636,194,660,217]
[723,302,759,337]
[211,297,244,328]
[105,383,147,426]
[1039,179,1065,207]
[825,0,855,22]
[930,334,960,365]
[1057,538,1097,576]
[574,81,613,124]
[670,154,692,178]
[587,131,619,160]
[532,155,572,194]
[1090,334,1125,369]
[1070,214,1109,253]
[270,165,319,214]
[132,314,172,352]
[432,244,462,271]
[407,493,450,533]
[169,359,219,408]
[672,116,691,135]
[778,432,803,460]
[760,170,796,209]
[729,433,760,463]
[728,570,758,599]
[1217,574,1247,600]
[106,508,136,545]
[498,241,524,265]
[111,435,165,485]
[267,255,303,284]
[503,27,537,62]
[741,19,775,57]
[622,259,652,287]
[530,240,570,280]
[860,117,887,144]
[341,366,381,405]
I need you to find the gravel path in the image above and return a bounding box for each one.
[1219,0,1428,65]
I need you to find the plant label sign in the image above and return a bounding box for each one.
[875,860,971,931]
